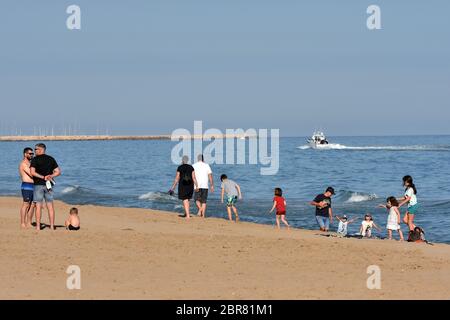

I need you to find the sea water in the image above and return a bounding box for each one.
[1,135,449,243]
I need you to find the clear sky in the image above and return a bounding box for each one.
[0,0,449,136]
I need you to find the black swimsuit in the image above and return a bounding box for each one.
[68,224,80,231]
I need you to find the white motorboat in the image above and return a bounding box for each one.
[307,131,329,149]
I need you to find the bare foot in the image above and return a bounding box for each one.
[21,224,26,229]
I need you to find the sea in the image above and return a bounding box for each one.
[1,135,449,243]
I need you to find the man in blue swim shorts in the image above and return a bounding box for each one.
[19,147,36,228]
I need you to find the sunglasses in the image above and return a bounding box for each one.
[27,153,34,156]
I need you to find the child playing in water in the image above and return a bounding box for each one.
[220,174,242,222]
[335,215,357,237]
[65,207,80,231]
[378,196,404,241]
[269,188,290,229]
[360,214,381,237]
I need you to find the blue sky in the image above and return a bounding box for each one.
[0,0,449,136]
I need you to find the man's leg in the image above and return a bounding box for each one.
[26,203,35,227]
[183,199,190,219]
[196,200,202,216]
[20,202,29,228]
[201,203,207,218]
[324,218,330,232]
[316,216,325,231]
[44,189,55,230]
[46,201,55,230]
[35,203,42,231]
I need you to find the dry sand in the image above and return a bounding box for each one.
[1,196,449,300]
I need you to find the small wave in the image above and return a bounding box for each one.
[336,190,378,203]
[345,192,378,203]
[62,186,79,194]
[139,191,176,202]
[298,144,450,151]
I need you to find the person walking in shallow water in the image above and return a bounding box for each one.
[18,147,35,228]
[193,154,214,218]
[169,156,198,219]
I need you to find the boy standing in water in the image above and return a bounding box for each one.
[220,174,242,222]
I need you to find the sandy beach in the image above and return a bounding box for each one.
[1,196,450,300]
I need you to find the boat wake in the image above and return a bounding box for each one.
[298,144,450,151]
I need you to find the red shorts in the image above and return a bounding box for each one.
[276,211,286,216]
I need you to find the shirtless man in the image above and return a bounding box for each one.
[19,147,36,228]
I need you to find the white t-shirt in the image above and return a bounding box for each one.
[337,221,348,236]
[193,161,212,189]
[361,220,373,236]
[405,187,418,206]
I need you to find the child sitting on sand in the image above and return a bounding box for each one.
[360,214,381,237]
[335,215,357,237]
[378,196,404,241]
[269,188,290,229]
[65,207,80,231]
[220,174,242,222]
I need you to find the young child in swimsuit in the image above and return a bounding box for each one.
[65,207,80,231]
[360,214,381,237]
[336,215,357,237]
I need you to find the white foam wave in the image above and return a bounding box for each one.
[62,186,78,194]
[345,192,378,203]
[139,191,175,201]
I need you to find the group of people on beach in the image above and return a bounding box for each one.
[18,145,421,241]
[169,154,422,241]
[309,175,420,240]
[18,143,79,231]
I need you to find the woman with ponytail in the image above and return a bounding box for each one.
[398,175,418,231]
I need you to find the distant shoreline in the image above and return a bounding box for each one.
[0,134,251,142]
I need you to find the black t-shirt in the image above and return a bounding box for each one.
[30,154,59,185]
[177,164,194,186]
[313,193,332,217]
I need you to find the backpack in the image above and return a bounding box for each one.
[407,227,425,243]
